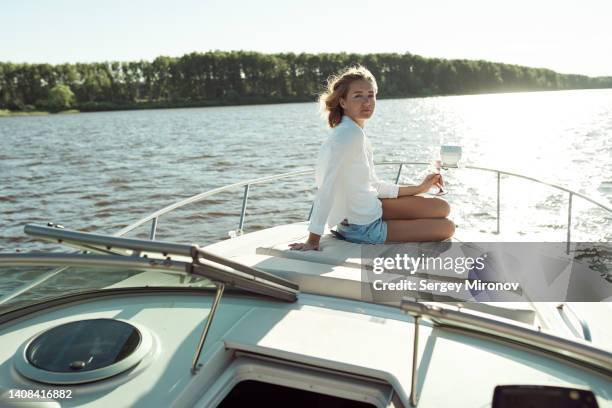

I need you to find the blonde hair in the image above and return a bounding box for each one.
[318,65,378,128]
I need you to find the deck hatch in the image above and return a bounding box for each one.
[15,318,153,384]
[27,319,140,372]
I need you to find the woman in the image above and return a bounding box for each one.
[289,66,454,251]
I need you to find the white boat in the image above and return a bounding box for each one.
[0,162,611,407]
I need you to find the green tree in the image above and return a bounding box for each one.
[47,84,75,112]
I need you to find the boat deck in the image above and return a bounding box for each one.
[203,222,539,324]
[202,222,612,351]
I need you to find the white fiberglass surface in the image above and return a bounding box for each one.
[0,293,610,407]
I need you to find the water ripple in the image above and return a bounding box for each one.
[1,89,611,255]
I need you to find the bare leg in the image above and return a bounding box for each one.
[382,196,454,242]
[381,196,450,220]
[385,219,455,243]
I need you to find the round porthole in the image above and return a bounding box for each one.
[15,319,153,384]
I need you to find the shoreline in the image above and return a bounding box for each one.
[2,87,610,118]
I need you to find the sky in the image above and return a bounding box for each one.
[1,0,611,77]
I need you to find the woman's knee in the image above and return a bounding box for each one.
[443,219,455,239]
[435,218,455,240]
[433,198,451,218]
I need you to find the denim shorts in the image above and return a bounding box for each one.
[336,217,388,245]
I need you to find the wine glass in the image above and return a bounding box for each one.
[427,146,461,195]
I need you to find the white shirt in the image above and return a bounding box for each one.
[308,116,400,235]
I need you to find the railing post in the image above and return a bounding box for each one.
[238,184,250,234]
[191,282,225,374]
[496,171,501,234]
[149,217,158,240]
[410,315,420,407]
[395,163,404,184]
[566,192,573,255]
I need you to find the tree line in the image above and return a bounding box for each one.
[1,51,611,112]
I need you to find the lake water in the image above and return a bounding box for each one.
[1,88,611,256]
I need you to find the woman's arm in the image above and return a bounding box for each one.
[397,174,443,197]
[398,185,427,196]
[290,130,361,251]
[307,135,355,236]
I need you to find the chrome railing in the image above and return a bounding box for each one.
[385,162,611,252]
[401,298,612,382]
[557,303,592,342]
[114,170,313,239]
[118,162,611,252]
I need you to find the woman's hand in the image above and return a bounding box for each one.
[289,233,321,251]
[288,241,321,251]
[419,173,444,193]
